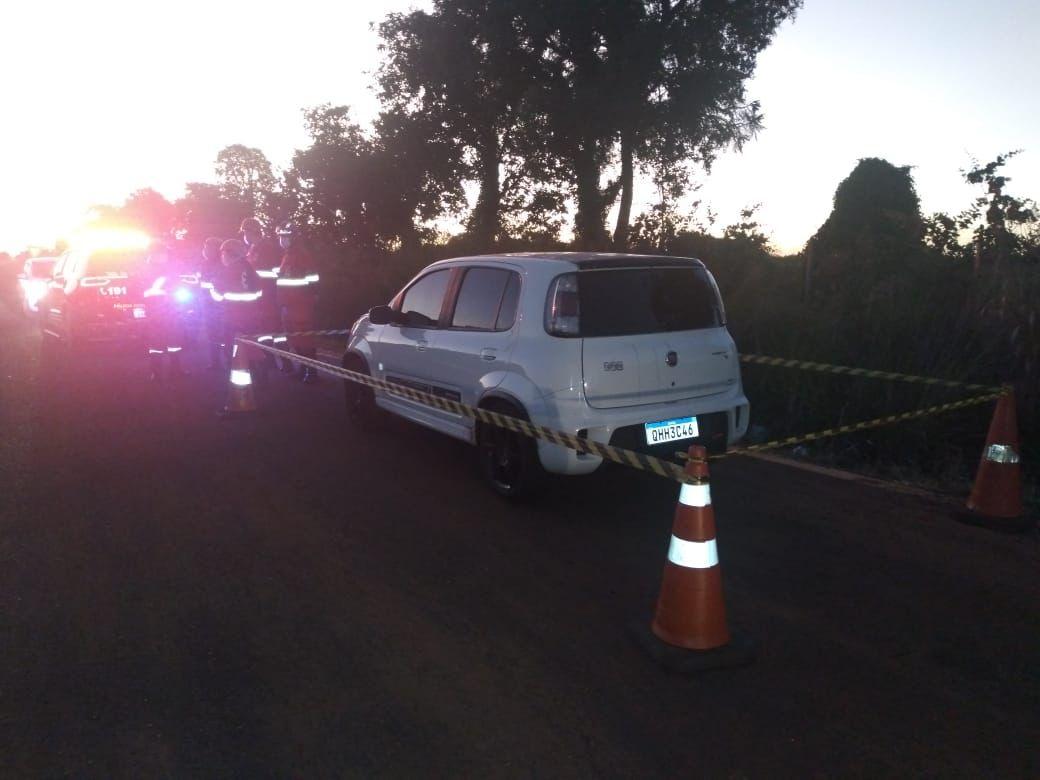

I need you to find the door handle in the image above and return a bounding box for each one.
[480,348,497,361]
[416,339,428,352]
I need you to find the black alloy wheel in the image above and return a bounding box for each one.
[477,404,542,499]
[343,356,379,429]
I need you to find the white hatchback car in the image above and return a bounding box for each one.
[342,252,750,496]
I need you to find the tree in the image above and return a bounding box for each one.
[83,189,176,236]
[522,0,800,248]
[922,211,969,262]
[723,203,771,250]
[174,182,252,244]
[121,188,176,236]
[215,144,278,222]
[377,1,559,246]
[806,157,924,293]
[628,202,693,252]
[291,104,466,255]
[291,105,373,248]
[961,151,1037,270]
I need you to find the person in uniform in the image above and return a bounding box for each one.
[240,217,281,382]
[275,223,321,383]
[199,236,225,370]
[211,238,263,382]
[142,241,187,381]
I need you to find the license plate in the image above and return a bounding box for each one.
[133,307,147,319]
[644,416,699,446]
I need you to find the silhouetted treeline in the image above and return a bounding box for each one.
[11,1,1037,498]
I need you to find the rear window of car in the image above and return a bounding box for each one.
[82,249,148,276]
[29,259,56,278]
[578,267,725,337]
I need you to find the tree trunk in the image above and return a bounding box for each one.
[470,127,501,247]
[612,129,634,249]
[573,141,610,250]
[802,244,814,302]
[399,217,422,256]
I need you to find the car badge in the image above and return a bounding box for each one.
[603,361,624,372]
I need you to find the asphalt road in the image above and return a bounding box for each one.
[2,296,1039,777]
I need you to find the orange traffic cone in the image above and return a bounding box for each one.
[962,391,1030,531]
[221,343,257,415]
[632,445,754,673]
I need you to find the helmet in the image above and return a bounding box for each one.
[239,217,263,234]
[220,238,247,261]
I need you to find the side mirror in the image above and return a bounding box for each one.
[368,304,396,326]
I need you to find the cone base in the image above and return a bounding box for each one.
[630,621,756,674]
[955,508,1035,534]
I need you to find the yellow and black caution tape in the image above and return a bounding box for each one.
[740,354,1003,393]
[700,390,1007,461]
[240,335,1007,484]
[238,337,703,485]
[256,328,353,339]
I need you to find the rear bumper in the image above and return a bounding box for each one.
[50,304,150,342]
[534,385,750,476]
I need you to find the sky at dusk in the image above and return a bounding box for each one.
[3,0,1038,255]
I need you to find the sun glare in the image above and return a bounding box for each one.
[69,228,153,254]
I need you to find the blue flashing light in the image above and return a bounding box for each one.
[173,287,193,304]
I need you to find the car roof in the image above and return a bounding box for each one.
[430,252,705,270]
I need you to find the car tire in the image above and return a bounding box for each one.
[476,400,544,500]
[343,354,380,430]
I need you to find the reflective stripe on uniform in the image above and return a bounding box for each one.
[666,536,719,569]
[276,272,319,287]
[678,482,711,508]
[230,369,252,387]
[222,290,263,302]
[256,269,279,279]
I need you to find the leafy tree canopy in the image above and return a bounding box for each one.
[808,157,924,284]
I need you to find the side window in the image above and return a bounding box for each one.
[495,272,521,330]
[399,269,451,328]
[451,267,516,331]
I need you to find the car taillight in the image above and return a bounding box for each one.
[545,273,580,337]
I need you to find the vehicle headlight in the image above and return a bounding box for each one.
[26,280,48,304]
